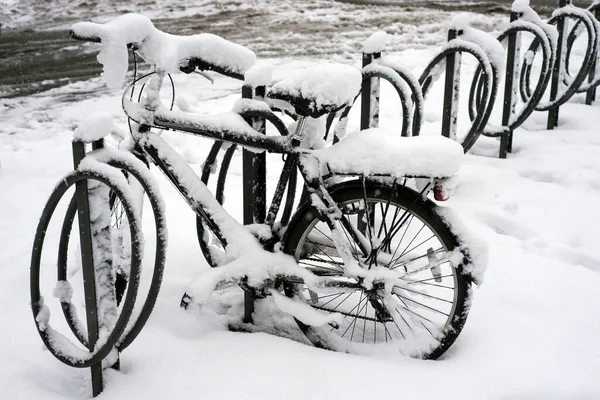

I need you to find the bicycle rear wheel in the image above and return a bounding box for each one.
[282,180,472,360]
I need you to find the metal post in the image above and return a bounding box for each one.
[586,6,600,104]
[547,0,571,129]
[72,140,103,397]
[358,51,381,235]
[370,52,382,129]
[90,139,123,372]
[360,51,382,130]
[500,11,522,158]
[361,52,373,131]
[442,29,462,139]
[241,85,266,324]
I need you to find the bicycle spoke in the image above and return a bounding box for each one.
[396,286,453,304]
[404,271,452,284]
[328,291,355,313]
[393,291,449,317]
[406,279,454,290]
[389,311,406,340]
[312,226,336,247]
[420,321,434,336]
[360,176,375,249]
[318,292,345,308]
[397,230,432,260]
[335,217,363,258]
[394,304,435,325]
[388,247,445,270]
[343,293,367,339]
[388,221,424,268]
[300,257,344,269]
[373,312,377,343]
[386,214,415,267]
[362,298,368,343]
[303,238,343,269]
[313,224,364,261]
[312,292,346,300]
[376,190,394,239]
[393,308,412,336]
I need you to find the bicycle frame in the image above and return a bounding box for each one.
[124,71,436,262]
[128,88,340,253]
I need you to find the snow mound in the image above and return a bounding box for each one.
[73,110,113,143]
[362,31,390,54]
[268,63,361,114]
[245,63,274,88]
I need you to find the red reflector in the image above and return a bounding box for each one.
[434,184,450,201]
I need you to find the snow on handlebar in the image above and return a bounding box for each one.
[70,13,256,89]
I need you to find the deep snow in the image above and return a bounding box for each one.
[1,5,600,400]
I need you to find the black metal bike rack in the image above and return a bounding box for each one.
[31,135,167,397]
[241,83,267,323]
[73,139,105,396]
[533,0,598,129]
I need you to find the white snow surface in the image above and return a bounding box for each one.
[362,30,390,54]
[72,110,114,143]
[52,281,74,303]
[2,18,600,400]
[511,0,531,13]
[244,63,274,88]
[269,63,362,112]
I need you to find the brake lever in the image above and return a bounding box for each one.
[193,70,214,84]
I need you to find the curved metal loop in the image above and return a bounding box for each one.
[565,4,600,93]
[419,42,495,152]
[365,60,425,137]
[31,170,143,368]
[474,21,553,136]
[522,8,597,111]
[361,67,412,137]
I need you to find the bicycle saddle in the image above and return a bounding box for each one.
[267,63,362,118]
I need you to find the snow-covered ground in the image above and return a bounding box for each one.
[2,5,600,400]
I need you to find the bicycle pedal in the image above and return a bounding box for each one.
[180,292,192,310]
[309,290,319,304]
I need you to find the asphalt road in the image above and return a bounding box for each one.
[0,0,587,98]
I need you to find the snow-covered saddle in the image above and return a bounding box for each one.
[267,63,362,118]
[310,129,464,179]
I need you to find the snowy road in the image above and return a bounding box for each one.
[1,1,600,399]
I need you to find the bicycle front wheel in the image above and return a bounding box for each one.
[282,180,472,360]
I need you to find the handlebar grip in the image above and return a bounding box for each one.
[181,58,245,80]
[69,29,102,43]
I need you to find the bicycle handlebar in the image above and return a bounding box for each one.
[70,14,255,82]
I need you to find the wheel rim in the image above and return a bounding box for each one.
[290,190,461,355]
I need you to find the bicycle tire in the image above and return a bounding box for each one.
[281,180,473,360]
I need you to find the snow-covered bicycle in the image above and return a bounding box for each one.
[31,14,485,368]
